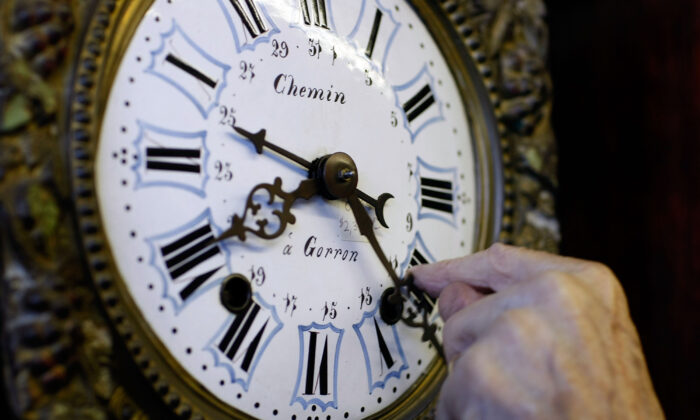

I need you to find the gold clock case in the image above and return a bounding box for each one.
[67,0,503,418]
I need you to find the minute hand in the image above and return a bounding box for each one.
[234,126,393,228]
[345,193,405,295]
[346,192,445,359]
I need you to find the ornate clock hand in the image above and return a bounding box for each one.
[215,177,318,242]
[346,193,406,294]
[234,126,312,169]
[233,126,393,228]
[346,193,445,359]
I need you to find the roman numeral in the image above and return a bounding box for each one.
[392,66,444,142]
[207,297,282,390]
[420,177,454,214]
[292,325,342,410]
[165,54,218,89]
[407,248,435,312]
[365,9,383,58]
[373,318,394,372]
[303,331,329,395]
[132,123,209,196]
[300,0,329,28]
[352,313,407,393]
[410,248,429,267]
[146,147,201,174]
[147,23,229,118]
[347,1,399,73]
[218,303,267,372]
[160,224,222,300]
[229,0,268,38]
[403,84,436,123]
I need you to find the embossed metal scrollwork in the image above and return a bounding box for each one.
[217,177,318,242]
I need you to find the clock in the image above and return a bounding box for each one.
[71,0,502,418]
[0,0,558,419]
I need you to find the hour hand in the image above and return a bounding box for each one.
[215,178,317,243]
[233,126,312,169]
[233,125,393,228]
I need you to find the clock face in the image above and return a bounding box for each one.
[89,0,494,418]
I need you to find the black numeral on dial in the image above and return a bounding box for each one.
[409,247,429,267]
[303,331,329,395]
[229,0,268,38]
[165,54,218,89]
[292,326,341,409]
[146,147,201,174]
[353,313,407,393]
[420,177,454,214]
[218,303,268,372]
[365,9,383,58]
[373,318,395,372]
[300,0,329,29]
[160,224,222,300]
[403,84,436,123]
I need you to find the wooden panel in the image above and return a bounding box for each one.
[546,0,699,418]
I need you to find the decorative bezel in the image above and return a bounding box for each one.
[66,0,505,418]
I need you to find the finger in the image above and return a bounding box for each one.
[438,282,486,320]
[440,292,514,362]
[436,357,473,419]
[412,243,592,294]
[441,271,582,362]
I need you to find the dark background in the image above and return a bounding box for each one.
[545,0,699,418]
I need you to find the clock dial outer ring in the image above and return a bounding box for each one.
[66,0,504,418]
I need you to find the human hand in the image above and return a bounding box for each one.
[410,244,664,419]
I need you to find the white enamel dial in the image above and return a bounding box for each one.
[95,0,479,418]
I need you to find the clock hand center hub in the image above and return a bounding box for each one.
[310,152,359,200]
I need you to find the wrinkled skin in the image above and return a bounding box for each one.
[411,244,664,420]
